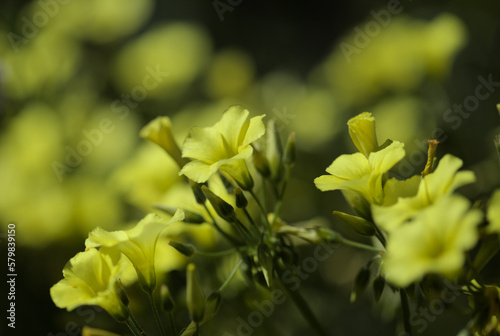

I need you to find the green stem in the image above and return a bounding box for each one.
[373,225,387,247]
[276,266,328,336]
[233,217,257,246]
[243,207,263,237]
[124,318,142,336]
[195,247,240,258]
[127,313,148,336]
[167,311,177,336]
[339,236,384,253]
[249,189,271,230]
[271,165,292,229]
[400,289,413,336]
[219,259,243,292]
[148,291,168,336]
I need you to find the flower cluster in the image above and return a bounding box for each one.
[316,111,500,335]
[51,106,500,336]
[315,112,483,287]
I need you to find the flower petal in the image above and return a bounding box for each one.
[179,160,218,183]
[240,114,266,150]
[214,105,249,154]
[368,141,405,174]
[423,154,474,201]
[182,126,227,162]
[325,152,370,180]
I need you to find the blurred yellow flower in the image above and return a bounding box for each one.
[50,248,129,321]
[314,141,405,204]
[383,195,481,287]
[321,14,466,106]
[86,211,184,293]
[487,189,500,234]
[347,112,378,157]
[372,154,475,232]
[205,48,255,99]
[140,116,187,168]
[113,22,211,100]
[179,105,265,190]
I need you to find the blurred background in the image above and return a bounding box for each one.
[1,0,500,335]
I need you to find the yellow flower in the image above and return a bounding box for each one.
[179,105,265,190]
[85,210,184,293]
[140,116,188,168]
[487,189,500,234]
[383,195,481,287]
[50,248,129,321]
[372,154,475,232]
[347,112,378,157]
[314,141,405,204]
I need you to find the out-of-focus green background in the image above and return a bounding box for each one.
[1,0,500,335]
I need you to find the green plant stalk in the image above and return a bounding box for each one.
[249,189,271,230]
[338,236,384,253]
[148,291,168,336]
[276,266,329,336]
[168,311,177,336]
[219,258,243,292]
[195,247,240,258]
[373,224,387,247]
[124,318,142,336]
[271,165,292,229]
[400,289,413,336]
[234,217,258,246]
[126,314,148,336]
[243,207,263,237]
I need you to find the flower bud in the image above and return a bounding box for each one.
[202,186,235,222]
[116,280,129,307]
[333,211,376,236]
[187,264,205,323]
[350,267,371,303]
[258,243,274,287]
[252,145,271,177]
[160,284,175,311]
[341,190,372,220]
[169,240,196,257]
[190,180,206,205]
[373,276,385,302]
[140,116,188,168]
[234,187,248,208]
[204,291,223,320]
[347,112,378,157]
